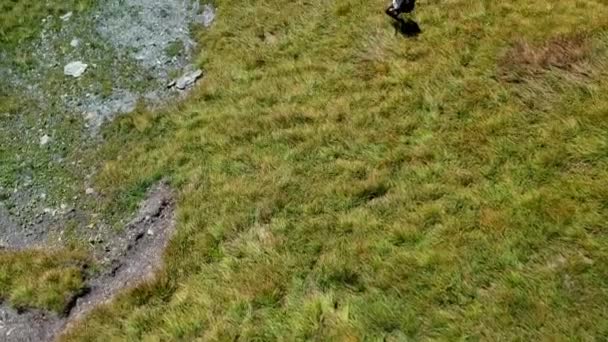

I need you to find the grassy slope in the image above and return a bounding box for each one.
[20,0,608,339]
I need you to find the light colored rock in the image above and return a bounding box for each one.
[86,188,95,195]
[581,254,594,265]
[60,12,73,21]
[64,61,88,78]
[40,135,51,146]
[198,5,216,27]
[264,32,278,44]
[174,69,203,90]
[70,38,80,47]
[83,112,97,125]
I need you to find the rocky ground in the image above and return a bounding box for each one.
[0,0,214,340]
[1,0,213,249]
[1,183,176,342]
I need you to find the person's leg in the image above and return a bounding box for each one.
[385,5,401,21]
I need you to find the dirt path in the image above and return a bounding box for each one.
[0,183,176,342]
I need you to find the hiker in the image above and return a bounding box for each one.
[385,0,416,27]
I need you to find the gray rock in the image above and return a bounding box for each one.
[60,12,73,21]
[39,135,51,146]
[64,61,88,77]
[70,38,80,47]
[264,32,278,44]
[174,69,203,90]
[197,4,216,27]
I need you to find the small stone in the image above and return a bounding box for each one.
[264,32,278,44]
[147,229,154,236]
[70,38,80,47]
[60,203,68,210]
[40,134,51,146]
[60,12,73,21]
[64,61,88,78]
[581,254,594,265]
[198,5,216,27]
[86,187,95,195]
[173,68,203,90]
[84,111,97,125]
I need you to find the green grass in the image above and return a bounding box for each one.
[165,40,186,58]
[0,250,88,313]
[58,0,608,340]
[1,0,607,339]
[0,0,92,48]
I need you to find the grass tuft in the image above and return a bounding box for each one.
[0,249,88,314]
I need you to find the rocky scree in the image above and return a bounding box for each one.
[0,0,214,254]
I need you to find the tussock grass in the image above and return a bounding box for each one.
[9,0,608,339]
[0,249,88,313]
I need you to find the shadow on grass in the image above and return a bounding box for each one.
[392,18,422,37]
